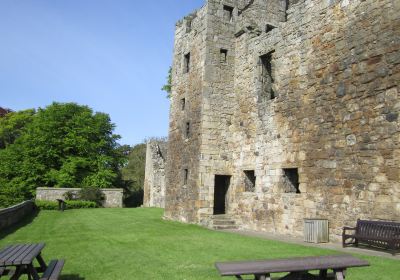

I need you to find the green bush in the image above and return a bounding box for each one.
[77,187,105,206]
[35,200,97,210]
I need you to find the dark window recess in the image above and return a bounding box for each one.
[284,0,290,21]
[244,170,256,192]
[186,19,192,33]
[185,122,190,138]
[220,49,228,63]
[183,169,189,185]
[181,98,186,110]
[260,51,276,101]
[266,24,276,33]
[283,168,300,193]
[223,5,234,22]
[184,53,190,73]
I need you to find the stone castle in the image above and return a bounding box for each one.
[144,0,399,240]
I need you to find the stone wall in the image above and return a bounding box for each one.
[36,188,123,208]
[143,140,167,207]
[0,200,36,231]
[165,0,400,241]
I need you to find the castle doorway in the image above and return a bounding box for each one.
[213,175,231,215]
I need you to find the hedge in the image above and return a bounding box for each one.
[35,200,97,210]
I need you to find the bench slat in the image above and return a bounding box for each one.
[40,259,65,280]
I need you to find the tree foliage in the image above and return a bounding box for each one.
[0,102,127,208]
[161,66,172,98]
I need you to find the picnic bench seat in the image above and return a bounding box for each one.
[342,219,400,255]
[40,259,65,280]
[215,255,369,280]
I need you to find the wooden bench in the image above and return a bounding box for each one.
[342,219,400,255]
[40,259,65,280]
[215,255,369,280]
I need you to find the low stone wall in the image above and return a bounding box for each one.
[36,188,124,208]
[0,200,36,231]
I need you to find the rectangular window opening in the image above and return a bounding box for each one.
[283,168,300,193]
[183,169,189,185]
[260,51,276,101]
[266,24,276,33]
[185,122,190,138]
[186,19,192,33]
[181,98,186,110]
[244,170,256,192]
[223,5,234,22]
[184,53,191,73]
[220,49,228,63]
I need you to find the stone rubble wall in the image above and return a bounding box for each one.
[143,140,167,208]
[0,200,36,231]
[166,0,400,241]
[36,187,123,208]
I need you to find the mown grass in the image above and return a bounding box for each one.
[0,208,398,280]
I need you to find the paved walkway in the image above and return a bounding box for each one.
[220,229,400,260]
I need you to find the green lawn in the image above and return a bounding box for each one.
[0,208,398,280]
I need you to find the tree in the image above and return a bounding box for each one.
[121,143,146,207]
[0,107,12,117]
[161,66,172,98]
[0,102,127,208]
[0,109,35,149]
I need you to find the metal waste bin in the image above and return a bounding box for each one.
[304,218,329,243]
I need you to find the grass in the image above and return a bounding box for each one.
[0,208,399,280]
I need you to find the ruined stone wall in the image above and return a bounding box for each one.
[166,0,400,240]
[143,140,167,208]
[36,188,124,208]
[164,4,208,222]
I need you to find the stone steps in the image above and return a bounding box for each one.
[211,215,238,230]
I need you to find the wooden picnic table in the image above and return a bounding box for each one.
[0,243,64,280]
[215,254,370,280]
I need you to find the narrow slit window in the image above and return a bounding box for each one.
[244,170,256,192]
[223,5,234,22]
[220,49,228,63]
[185,122,190,138]
[184,53,190,73]
[186,19,192,33]
[283,168,300,193]
[260,51,276,101]
[181,98,186,110]
[183,169,189,185]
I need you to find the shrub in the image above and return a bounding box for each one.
[35,200,97,210]
[77,187,105,206]
[63,190,77,201]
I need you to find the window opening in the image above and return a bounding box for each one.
[185,122,190,138]
[220,49,228,63]
[181,98,186,110]
[283,168,300,193]
[260,51,276,101]
[244,170,256,192]
[223,5,234,22]
[186,19,192,33]
[184,53,190,73]
[183,169,189,185]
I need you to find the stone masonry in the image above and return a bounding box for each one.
[164,0,400,241]
[143,140,167,208]
[36,188,123,208]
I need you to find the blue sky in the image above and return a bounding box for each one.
[0,0,204,146]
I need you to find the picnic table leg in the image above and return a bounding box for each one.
[255,274,270,280]
[36,253,48,272]
[27,264,40,280]
[334,269,345,280]
[10,265,24,280]
[319,269,328,279]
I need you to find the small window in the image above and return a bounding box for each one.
[181,98,186,110]
[260,51,276,101]
[185,122,190,138]
[184,53,190,73]
[266,24,276,33]
[220,49,228,63]
[183,169,189,185]
[283,168,300,193]
[244,170,256,192]
[223,5,234,22]
[186,19,192,33]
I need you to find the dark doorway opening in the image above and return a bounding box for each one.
[213,175,231,215]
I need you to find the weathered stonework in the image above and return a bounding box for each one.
[143,140,167,208]
[36,188,123,208]
[165,0,400,241]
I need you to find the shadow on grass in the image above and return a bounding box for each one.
[0,210,39,240]
[60,274,86,280]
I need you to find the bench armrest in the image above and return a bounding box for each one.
[342,226,356,234]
